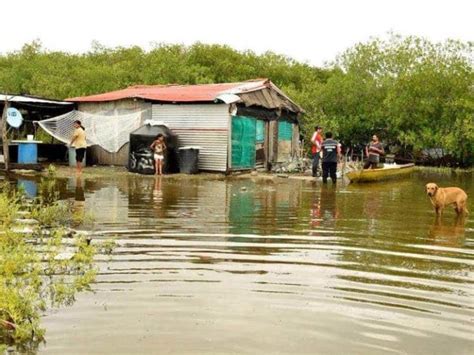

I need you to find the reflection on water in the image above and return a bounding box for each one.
[70,176,86,226]
[74,176,85,202]
[310,185,339,229]
[17,172,472,354]
[429,216,466,247]
[17,178,37,198]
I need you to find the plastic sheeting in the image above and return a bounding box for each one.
[231,116,256,169]
[36,110,143,153]
[256,120,265,143]
[278,120,293,141]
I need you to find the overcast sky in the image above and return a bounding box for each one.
[3,0,472,66]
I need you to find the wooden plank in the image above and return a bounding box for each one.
[292,124,299,157]
[1,98,9,171]
[0,163,44,171]
[263,121,270,170]
[260,89,276,108]
[254,91,270,108]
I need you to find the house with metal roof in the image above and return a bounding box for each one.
[1,94,74,166]
[1,93,73,127]
[67,79,304,172]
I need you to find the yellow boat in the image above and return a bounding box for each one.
[345,163,415,183]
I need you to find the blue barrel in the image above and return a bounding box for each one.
[18,142,38,164]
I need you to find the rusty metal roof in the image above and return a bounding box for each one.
[66,79,304,113]
[67,80,266,103]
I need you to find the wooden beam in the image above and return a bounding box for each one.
[0,163,43,172]
[1,98,9,172]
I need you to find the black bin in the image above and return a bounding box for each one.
[178,147,199,174]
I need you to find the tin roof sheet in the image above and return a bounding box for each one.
[66,79,304,113]
[67,80,268,103]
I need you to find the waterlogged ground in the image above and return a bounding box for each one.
[15,170,474,354]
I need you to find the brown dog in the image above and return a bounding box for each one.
[425,183,469,216]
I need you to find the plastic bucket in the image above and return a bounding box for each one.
[68,147,86,167]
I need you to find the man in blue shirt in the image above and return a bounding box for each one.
[321,132,341,184]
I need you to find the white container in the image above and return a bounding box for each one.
[27,135,34,141]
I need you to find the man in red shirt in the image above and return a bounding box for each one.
[311,126,323,177]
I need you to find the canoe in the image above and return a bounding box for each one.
[345,163,415,183]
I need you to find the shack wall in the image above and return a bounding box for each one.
[152,104,230,172]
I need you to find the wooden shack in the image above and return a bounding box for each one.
[67,79,304,172]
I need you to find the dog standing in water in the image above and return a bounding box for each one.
[425,183,469,216]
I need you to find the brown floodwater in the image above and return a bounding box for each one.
[15,171,474,354]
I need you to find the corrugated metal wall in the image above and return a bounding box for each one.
[152,104,230,172]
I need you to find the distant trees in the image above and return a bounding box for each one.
[314,35,473,166]
[0,40,330,99]
[0,35,472,166]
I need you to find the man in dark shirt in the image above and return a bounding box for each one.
[321,132,341,184]
[364,134,384,169]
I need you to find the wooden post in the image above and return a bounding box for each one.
[1,97,9,172]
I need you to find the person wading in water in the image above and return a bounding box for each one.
[321,132,341,184]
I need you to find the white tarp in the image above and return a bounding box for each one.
[36,110,143,153]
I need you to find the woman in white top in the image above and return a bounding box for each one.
[70,120,87,174]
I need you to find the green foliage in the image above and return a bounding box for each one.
[0,169,101,351]
[318,34,473,165]
[0,35,472,165]
[0,40,329,100]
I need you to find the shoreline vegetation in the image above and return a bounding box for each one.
[0,166,114,352]
[0,33,472,167]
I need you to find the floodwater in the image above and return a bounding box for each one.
[18,171,474,354]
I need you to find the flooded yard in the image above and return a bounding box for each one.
[14,170,474,354]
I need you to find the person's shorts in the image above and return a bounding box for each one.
[368,155,380,163]
[154,154,164,161]
[76,148,86,163]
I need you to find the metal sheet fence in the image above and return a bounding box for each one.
[152,104,230,172]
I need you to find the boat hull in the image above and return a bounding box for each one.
[346,164,415,183]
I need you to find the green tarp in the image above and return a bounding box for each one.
[231,116,256,169]
[256,120,265,143]
[278,120,293,141]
